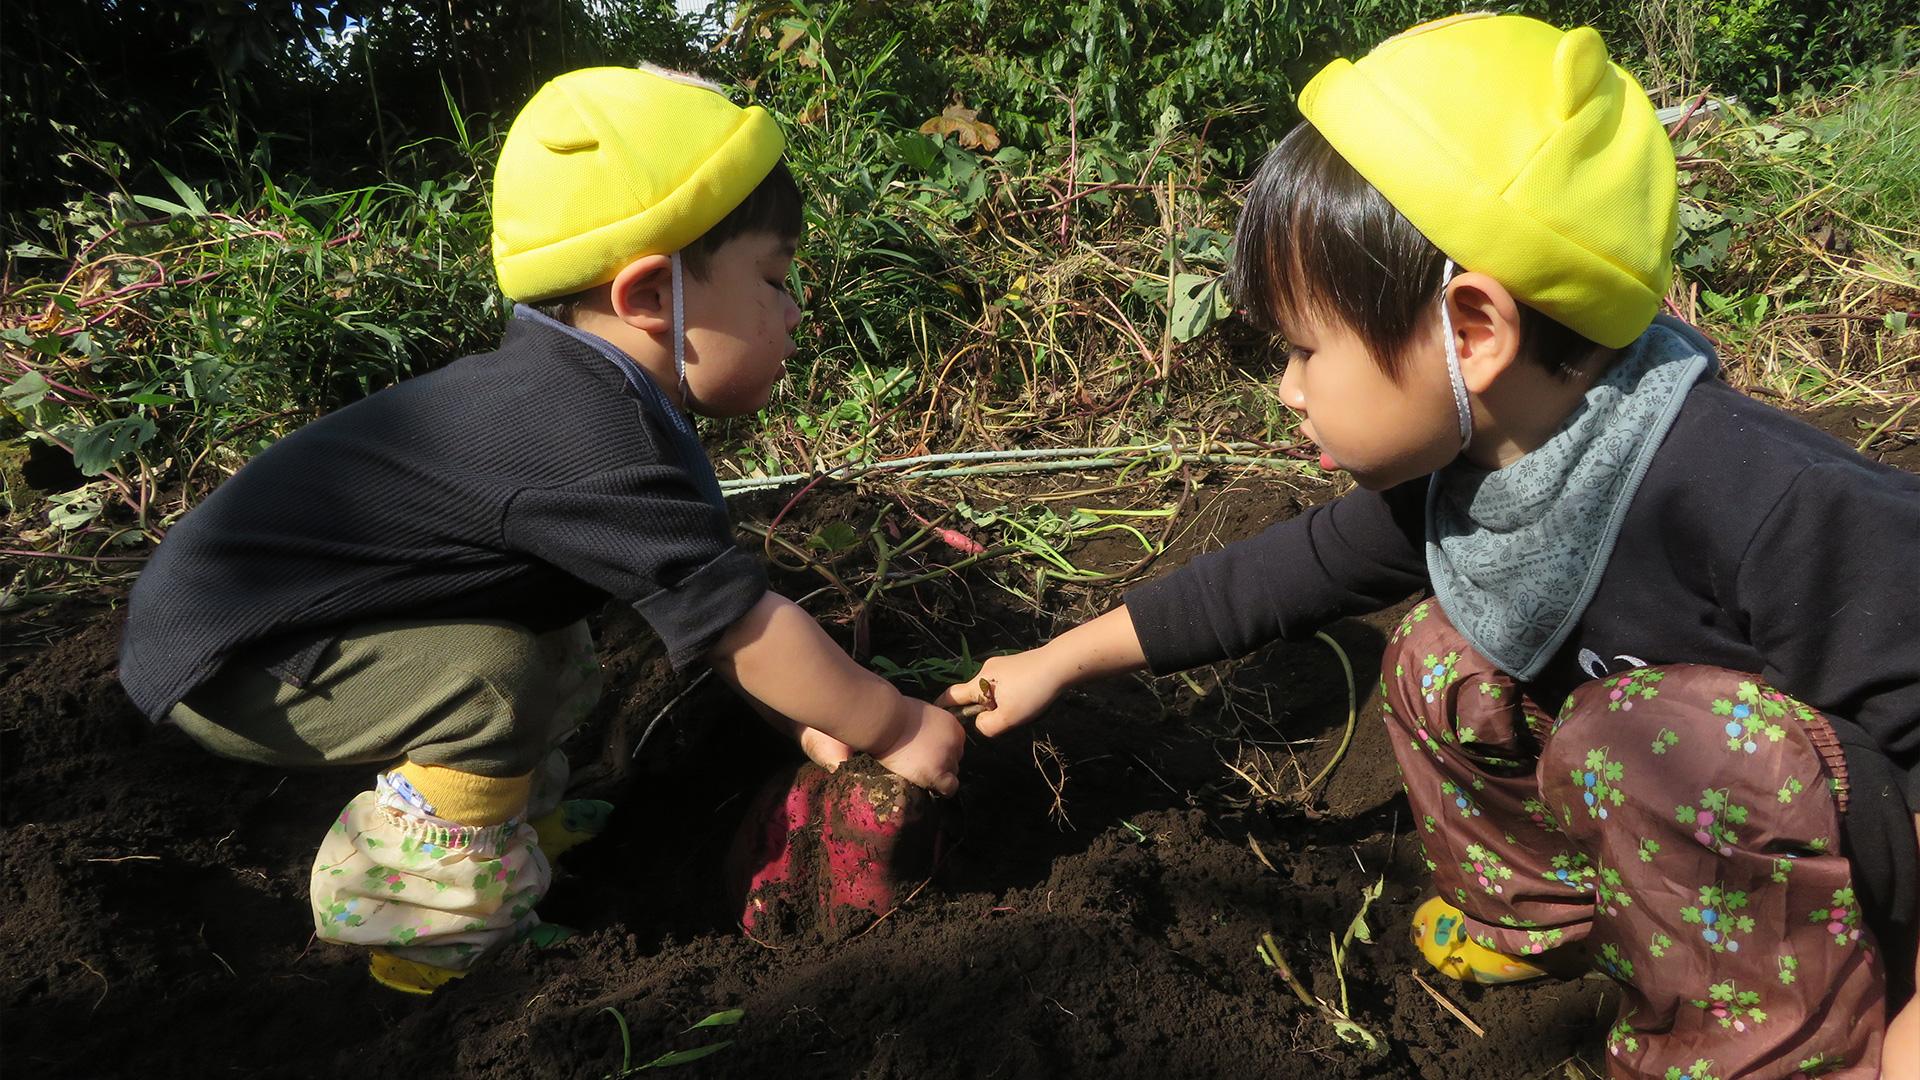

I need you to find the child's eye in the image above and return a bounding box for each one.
[1287,346,1312,362]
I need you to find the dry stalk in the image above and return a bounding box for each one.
[1409,970,1485,1038]
[1031,735,1073,829]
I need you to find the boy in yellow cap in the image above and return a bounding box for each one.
[118,66,964,994]
[940,14,1920,1077]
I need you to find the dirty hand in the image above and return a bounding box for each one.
[869,696,964,796]
[935,650,1067,738]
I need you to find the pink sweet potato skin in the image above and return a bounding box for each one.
[725,756,945,940]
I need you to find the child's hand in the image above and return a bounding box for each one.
[797,726,852,772]
[744,698,854,772]
[936,650,1068,737]
[869,697,965,796]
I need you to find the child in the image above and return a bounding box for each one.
[940,15,1919,1078]
[118,66,964,994]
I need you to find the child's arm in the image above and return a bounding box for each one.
[935,604,1146,735]
[709,592,963,794]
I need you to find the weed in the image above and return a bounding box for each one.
[5,2,1914,612]
[1671,68,1920,400]
[600,1006,744,1076]
[1255,875,1387,1056]
[868,644,996,688]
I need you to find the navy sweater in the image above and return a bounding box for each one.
[119,315,767,721]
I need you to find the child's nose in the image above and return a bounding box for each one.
[1278,356,1307,412]
[782,293,802,333]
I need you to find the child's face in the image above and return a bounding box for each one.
[1276,307,1463,490]
[680,231,802,418]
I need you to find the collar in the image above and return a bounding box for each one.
[511,304,699,444]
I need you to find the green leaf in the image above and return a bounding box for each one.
[1,326,65,356]
[1170,272,1230,342]
[1329,1017,1383,1053]
[1676,202,1726,233]
[1677,227,1730,272]
[683,1009,744,1031]
[3,371,51,408]
[46,487,106,531]
[639,1041,733,1069]
[154,163,208,217]
[807,521,862,552]
[126,392,181,406]
[64,416,156,474]
[1342,876,1385,947]
[132,194,193,217]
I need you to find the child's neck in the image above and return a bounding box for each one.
[1464,352,1613,470]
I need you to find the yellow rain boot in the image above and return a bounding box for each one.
[531,799,614,860]
[1411,896,1552,985]
[367,924,575,994]
[369,950,468,995]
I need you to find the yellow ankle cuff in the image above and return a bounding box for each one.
[395,761,531,826]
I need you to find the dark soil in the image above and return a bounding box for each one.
[3,399,1912,1079]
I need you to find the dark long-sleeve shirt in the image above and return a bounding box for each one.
[1125,376,1920,955]
[119,314,767,722]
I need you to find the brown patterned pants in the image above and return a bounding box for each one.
[1382,600,1887,1079]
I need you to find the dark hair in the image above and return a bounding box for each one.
[534,160,804,322]
[1231,123,1600,381]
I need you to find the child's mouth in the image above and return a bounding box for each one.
[1319,451,1338,472]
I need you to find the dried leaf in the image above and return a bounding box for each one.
[918,105,1001,151]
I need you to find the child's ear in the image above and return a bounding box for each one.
[608,254,676,334]
[1446,273,1525,392]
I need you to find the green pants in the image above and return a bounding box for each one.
[171,619,601,787]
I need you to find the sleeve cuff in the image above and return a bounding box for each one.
[632,547,768,670]
[1123,573,1227,675]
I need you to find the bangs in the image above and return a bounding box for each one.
[1230,123,1446,380]
[682,161,805,278]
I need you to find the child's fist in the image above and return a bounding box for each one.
[870,697,964,796]
[797,726,853,772]
[936,650,1067,737]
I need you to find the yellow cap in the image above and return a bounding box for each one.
[1299,14,1675,348]
[491,66,785,302]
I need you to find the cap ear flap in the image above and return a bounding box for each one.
[534,90,601,153]
[1552,26,1611,120]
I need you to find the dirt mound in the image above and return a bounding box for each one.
[0,463,1633,1080]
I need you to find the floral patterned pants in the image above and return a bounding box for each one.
[1382,601,1886,1079]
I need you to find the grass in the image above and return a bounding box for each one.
[1,127,502,607]
[2,4,1915,626]
[1671,67,1920,403]
[600,1006,744,1076]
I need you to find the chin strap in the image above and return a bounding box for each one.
[1439,258,1473,449]
[671,250,689,409]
